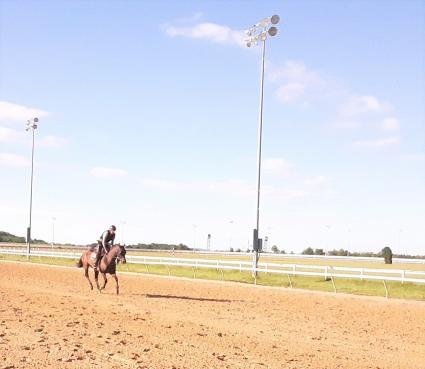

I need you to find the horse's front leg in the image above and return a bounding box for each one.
[94,270,101,292]
[112,274,119,295]
[100,273,108,291]
[84,266,93,290]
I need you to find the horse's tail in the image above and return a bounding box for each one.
[76,256,83,268]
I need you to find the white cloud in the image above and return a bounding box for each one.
[268,60,335,105]
[90,167,128,178]
[0,101,49,124]
[0,126,66,148]
[39,135,67,148]
[333,121,363,129]
[141,178,251,195]
[263,158,293,176]
[353,137,400,148]
[276,83,306,104]
[262,185,308,200]
[269,62,398,136]
[400,154,425,161]
[268,60,320,84]
[0,126,25,142]
[164,22,245,47]
[381,117,399,132]
[304,176,331,187]
[141,178,192,191]
[0,153,29,167]
[140,177,309,201]
[339,95,391,118]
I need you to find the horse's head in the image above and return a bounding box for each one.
[116,244,127,264]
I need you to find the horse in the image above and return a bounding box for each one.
[77,244,126,295]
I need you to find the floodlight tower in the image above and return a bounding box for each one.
[25,117,39,259]
[245,15,280,277]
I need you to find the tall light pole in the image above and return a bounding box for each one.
[25,117,39,259]
[245,15,280,276]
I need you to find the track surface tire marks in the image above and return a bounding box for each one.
[0,262,424,369]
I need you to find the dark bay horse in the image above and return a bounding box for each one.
[77,244,126,294]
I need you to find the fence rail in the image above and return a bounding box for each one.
[1,248,424,287]
[1,242,424,264]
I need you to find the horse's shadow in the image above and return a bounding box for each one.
[145,294,232,303]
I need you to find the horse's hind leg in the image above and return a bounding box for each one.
[100,273,108,291]
[112,274,119,295]
[84,266,93,290]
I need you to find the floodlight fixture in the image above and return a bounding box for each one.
[268,27,278,37]
[244,14,280,48]
[26,117,39,131]
[271,14,280,25]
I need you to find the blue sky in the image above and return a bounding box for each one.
[0,0,424,254]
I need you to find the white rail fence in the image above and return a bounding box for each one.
[1,248,425,292]
[1,243,425,264]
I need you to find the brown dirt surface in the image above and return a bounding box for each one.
[0,262,424,369]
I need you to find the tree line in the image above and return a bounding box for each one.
[0,231,47,244]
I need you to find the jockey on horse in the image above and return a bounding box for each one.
[94,225,116,271]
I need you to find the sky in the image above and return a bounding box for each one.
[0,0,424,255]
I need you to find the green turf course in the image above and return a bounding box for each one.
[1,253,424,301]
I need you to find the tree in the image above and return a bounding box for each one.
[314,248,325,255]
[302,247,314,255]
[381,246,393,264]
[0,231,25,243]
[229,247,234,252]
[329,248,349,256]
[236,248,241,252]
[271,245,279,254]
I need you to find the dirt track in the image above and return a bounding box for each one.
[0,262,424,369]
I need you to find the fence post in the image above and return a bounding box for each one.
[401,270,405,284]
[383,280,389,299]
[330,268,337,293]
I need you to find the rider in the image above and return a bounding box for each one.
[94,225,116,271]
